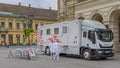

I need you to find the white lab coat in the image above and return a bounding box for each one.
[49,42,55,53]
[54,42,60,60]
[49,42,55,59]
[54,42,60,53]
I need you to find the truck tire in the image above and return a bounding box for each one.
[45,47,50,55]
[83,49,92,60]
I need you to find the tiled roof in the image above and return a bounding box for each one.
[0,3,57,20]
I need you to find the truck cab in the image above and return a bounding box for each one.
[81,20,114,60]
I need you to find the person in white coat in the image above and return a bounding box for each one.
[54,39,60,60]
[49,39,55,60]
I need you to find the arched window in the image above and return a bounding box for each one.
[78,17,85,20]
[91,13,103,23]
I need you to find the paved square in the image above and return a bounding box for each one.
[0,46,120,68]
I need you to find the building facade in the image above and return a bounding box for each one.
[58,0,120,51]
[0,3,57,46]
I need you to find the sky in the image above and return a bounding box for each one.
[0,0,57,10]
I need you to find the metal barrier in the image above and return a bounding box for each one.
[14,48,40,60]
[15,48,24,59]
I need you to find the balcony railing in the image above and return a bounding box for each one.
[0,27,8,33]
[0,27,37,32]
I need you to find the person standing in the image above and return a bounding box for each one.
[6,42,10,48]
[54,39,60,60]
[49,39,55,60]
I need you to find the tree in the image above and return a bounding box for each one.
[24,28,34,46]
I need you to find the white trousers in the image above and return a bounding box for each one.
[55,51,59,60]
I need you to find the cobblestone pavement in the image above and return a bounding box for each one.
[0,46,120,68]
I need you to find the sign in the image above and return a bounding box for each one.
[28,48,35,57]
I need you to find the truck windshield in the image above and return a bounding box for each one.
[96,29,113,42]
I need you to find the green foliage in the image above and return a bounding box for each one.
[24,28,34,37]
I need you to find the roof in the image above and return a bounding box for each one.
[0,3,57,20]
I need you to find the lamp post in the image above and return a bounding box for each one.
[5,28,8,46]
[27,14,33,46]
[20,14,33,46]
[28,15,33,28]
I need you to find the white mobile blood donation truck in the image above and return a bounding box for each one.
[37,20,114,60]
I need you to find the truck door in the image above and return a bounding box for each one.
[88,31,96,44]
[60,26,69,53]
[82,30,97,48]
[82,31,88,47]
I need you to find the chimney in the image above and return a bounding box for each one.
[49,7,51,10]
[19,2,21,6]
[29,4,31,8]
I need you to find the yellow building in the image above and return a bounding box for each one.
[0,3,57,46]
[58,0,120,51]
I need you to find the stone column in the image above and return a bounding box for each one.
[13,34,16,45]
[5,18,8,45]
[13,19,16,30]
[20,34,23,44]
[12,19,16,45]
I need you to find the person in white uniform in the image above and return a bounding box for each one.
[54,39,60,60]
[49,39,55,60]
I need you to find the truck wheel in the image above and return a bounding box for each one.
[45,47,50,55]
[83,49,92,60]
